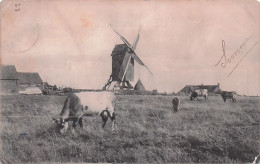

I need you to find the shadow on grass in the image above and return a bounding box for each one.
[227,143,257,161]
[35,124,61,139]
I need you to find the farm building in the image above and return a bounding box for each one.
[0,65,19,95]
[0,65,44,95]
[178,83,221,95]
[17,72,43,94]
[17,72,43,86]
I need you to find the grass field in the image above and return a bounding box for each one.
[0,94,259,163]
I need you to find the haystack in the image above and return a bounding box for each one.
[134,79,145,91]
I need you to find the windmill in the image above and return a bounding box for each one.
[103,25,152,91]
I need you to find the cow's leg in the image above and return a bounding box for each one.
[72,120,78,128]
[100,110,108,128]
[224,98,226,102]
[71,119,79,134]
[78,117,83,129]
[110,112,116,131]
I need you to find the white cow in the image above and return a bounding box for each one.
[190,89,208,101]
[52,91,116,134]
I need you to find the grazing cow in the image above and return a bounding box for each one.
[190,89,208,101]
[232,95,236,102]
[172,97,180,112]
[52,91,116,134]
[221,91,236,102]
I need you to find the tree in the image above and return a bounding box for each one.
[53,85,57,91]
[152,89,158,95]
[63,87,72,93]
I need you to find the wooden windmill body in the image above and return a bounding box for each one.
[103,26,152,91]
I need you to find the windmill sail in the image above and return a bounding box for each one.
[131,52,153,74]
[109,24,132,48]
[132,32,139,50]
[118,52,132,80]
[131,52,144,66]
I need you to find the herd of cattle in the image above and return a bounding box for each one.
[189,89,236,102]
[52,89,237,134]
[171,89,237,112]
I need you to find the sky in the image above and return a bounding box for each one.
[1,0,260,96]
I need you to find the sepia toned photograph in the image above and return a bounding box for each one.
[0,0,260,163]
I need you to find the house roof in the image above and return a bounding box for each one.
[0,65,18,80]
[18,72,43,85]
[179,84,220,93]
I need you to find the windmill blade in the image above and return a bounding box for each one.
[118,52,132,80]
[131,52,153,75]
[109,24,132,48]
[132,31,140,50]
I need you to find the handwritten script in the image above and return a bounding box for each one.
[215,37,258,77]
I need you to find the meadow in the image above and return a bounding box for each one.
[0,94,259,163]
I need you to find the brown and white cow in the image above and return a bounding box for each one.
[52,91,116,134]
[190,89,208,101]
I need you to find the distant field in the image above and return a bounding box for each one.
[0,94,259,163]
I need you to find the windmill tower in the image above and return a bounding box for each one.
[103,25,152,91]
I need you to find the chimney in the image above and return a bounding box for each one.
[217,83,220,88]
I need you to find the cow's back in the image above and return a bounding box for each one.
[195,89,208,96]
[202,89,208,95]
[75,91,115,113]
[221,91,234,98]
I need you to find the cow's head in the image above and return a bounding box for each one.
[52,118,68,134]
